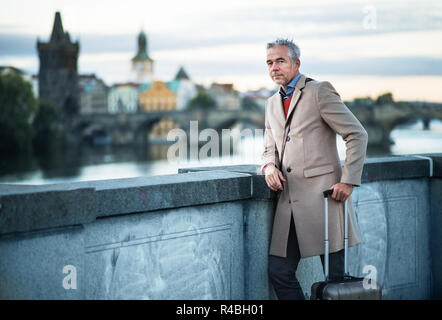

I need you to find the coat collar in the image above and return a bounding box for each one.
[270,74,307,128]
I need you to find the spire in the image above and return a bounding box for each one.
[174,66,190,80]
[132,30,152,61]
[50,11,68,43]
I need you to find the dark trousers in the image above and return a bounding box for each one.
[268,215,344,300]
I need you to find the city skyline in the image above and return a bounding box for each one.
[1,0,442,102]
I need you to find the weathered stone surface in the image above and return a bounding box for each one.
[430,178,442,298]
[0,187,96,235]
[242,199,275,299]
[83,202,244,299]
[0,202,244,299]
[0,170,251,235]
[0,155,440,299]
[179,164,272,199]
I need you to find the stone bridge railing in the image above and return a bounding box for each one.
[72,109,265,145]
[347,102,442,148]
[0,154,441,299]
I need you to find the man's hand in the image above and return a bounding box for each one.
[330,182,353,202]
[264,164,287,191]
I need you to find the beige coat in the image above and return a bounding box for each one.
[261,75,368,258]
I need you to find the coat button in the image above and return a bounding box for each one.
[287,168,291,172]
[289,200,291,204]
[286,136,290,142]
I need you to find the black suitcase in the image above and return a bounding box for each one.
[310,189,382,300]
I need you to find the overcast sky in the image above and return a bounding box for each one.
[1,0,442,101]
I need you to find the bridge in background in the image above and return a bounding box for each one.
[70,109,265,146]
[347,101,442,148]
[69,102,442,150]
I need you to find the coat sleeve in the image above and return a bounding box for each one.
[260,100,280,174]
[317,81,368,186]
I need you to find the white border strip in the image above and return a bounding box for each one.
[413,155,433,177]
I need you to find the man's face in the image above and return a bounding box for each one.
[266,45,300,89]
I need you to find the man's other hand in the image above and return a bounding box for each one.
[330,182,353,202]
[264,164,287,191]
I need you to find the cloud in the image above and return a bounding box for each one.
[302,56,442,76]
[2,0,441,55]
[2,0,441,91]
[0,34,36,55]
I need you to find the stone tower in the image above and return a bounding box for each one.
[131,30,154,83]
[37,11,80,116]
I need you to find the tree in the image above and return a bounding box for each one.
[0,73,38,154]
[186,91,217,110]
[33,99,64,153]
[241,97,261,111]
[376,92,394,105]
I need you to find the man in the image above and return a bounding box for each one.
[261,39,368,300]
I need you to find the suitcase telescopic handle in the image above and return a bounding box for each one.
[323,189,334,197]
[323,189,349,281]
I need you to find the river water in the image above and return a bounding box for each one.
[1,120,441,185]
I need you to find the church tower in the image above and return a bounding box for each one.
[131,30,154,83]
[37,11,80,116]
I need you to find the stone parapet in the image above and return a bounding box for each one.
[0,154,440,299]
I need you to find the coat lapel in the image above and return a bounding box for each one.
[284,74,306,127]
[271,92,286,128]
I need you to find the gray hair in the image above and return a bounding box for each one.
[267,38,300,61]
